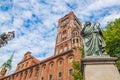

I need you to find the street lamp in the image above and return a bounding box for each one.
[0,31,15,48]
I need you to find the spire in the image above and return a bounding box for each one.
[8,51,14,62]
[0,51,15,76]
[2,51,15,69]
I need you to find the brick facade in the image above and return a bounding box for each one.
[0,11,83,80]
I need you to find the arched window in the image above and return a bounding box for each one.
[58,59,63,66]
[41,77,44,80]
[76,38,79,43]
[64,43,68,52]
[69,69,73,75]
[58,72,62,78]
[59,60,63,66]
[24,71,27,80]
[42,64,46,71]
[21,64,24,69]
[29,69,33,78]
[48,74,52,80]
[26,62,28,67]
[50,62,54,69]
[68,56,73,63]
[35,67,39,80]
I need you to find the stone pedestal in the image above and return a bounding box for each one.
[81,56,120,80]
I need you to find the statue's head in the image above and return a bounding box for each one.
[85,21,91,26]
[95,22,100,26]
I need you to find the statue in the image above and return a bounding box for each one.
[0,31,15,48]
[81,22,107,56]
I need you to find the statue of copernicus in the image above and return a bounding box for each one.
[81,22,107,56]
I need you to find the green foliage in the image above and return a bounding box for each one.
[72,61,83,80]
[79,47,84,58]
[102,18,120,71]
[117,59,120,71]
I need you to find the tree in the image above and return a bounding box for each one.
[72,61,83,80]
[102,18,120,71]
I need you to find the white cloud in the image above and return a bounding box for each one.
[0,12,11,23]
[87,0,120,11]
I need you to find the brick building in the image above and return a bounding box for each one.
[0,11,83,80]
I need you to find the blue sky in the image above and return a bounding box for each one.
[0,0,120,74]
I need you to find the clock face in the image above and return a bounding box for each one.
[62,19,69,26]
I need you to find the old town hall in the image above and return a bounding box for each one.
[0,11,83,80]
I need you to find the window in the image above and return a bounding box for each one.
[63,30,66,34]
[64,47,67,51]
[58,72,62,78]
[26,62,28,67]
[41,77,44,80]
[62,18,69,26]
[60,49,62,53]
[35,67,39,79]
[29,69,33,78]
[21,64,24,69]
[68,56,73,63]
[15,74,18,77]
[12,75,14,80]
[24,71,27,80]
[20,73,23,80]
[76,38,79,43]
[69,69,73,75]
[50,63,54,69]
[73,39,75,43]
[59,60,63,66]
[49,74,52,80]
[72,31,78,37]
[68,28,71,37]
[43,65,46,70]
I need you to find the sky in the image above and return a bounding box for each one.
[0,0,120,74]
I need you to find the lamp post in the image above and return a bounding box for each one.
[0,31,15,48]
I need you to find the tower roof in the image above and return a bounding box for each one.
[2,51,14,69]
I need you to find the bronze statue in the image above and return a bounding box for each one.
[81,22,107,56]
[0,31,15,48]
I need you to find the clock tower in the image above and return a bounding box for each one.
[0,53,14,77]
[54,11,83,56]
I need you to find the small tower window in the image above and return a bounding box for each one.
[76,38,79,43]
[72,39,75,43]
